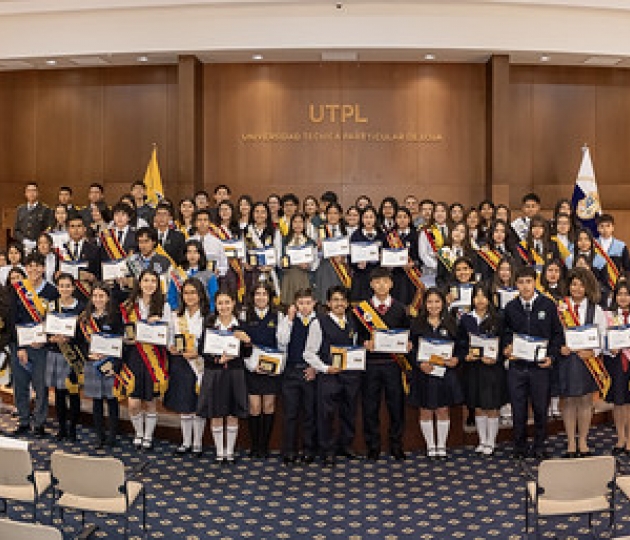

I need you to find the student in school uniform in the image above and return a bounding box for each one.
[355,267,411,461]
[79,282,124,448]
[566,228,609,302]
[597,214,630,277]
[456,283,506,456]
[437,224,477,290]
[45,273,85,440]
[36,233,59,283]
[409,287,462,459]
[511,192,542,242]
[101,202,138,259]
[443,256,477,320]
[155,203,186,266]
[242,283,282,458]
[350,206,386,302]
[135,227,172,276]
[212,200,244,296]
[604,280,630,455]
[557,267,607,457]
[62,212,101,283]
[552,212,575,264]
[121,269,171,450]
[477,220,518,283]
[490,257,517,311]
[502,266,563,459]
[164,279,210,457]
[388,207,422,310]
[303,285,362,466]
[197,288,252,464]
[378,197,398,233]
[419,202,450,288]
[277,288,319,465]
[518,215,560,272]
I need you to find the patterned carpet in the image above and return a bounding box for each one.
[1,412,630,540]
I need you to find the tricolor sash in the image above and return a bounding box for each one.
[100,229,127,261]
[13,280,47,323]
[387,231,425,316]
[552,236,571,265]
[423,225,445,254]
[322,225,352,290]
[478,246,502,271]
[51,300,86,394]
[594,239,620,289]
[352,301,411,394]
[209,223,246,303]
[558,297,611,398]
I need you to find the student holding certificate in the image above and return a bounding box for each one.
[444,256,477,318]
[388,208,422,310]
[456,283,505,456]
[280,214,318,307]
[409,288,462,459]
[241,283,282,459]
[45,273,85,441]
[604,281,630,455]
[477,220,518,283]
[502,266,563,460]
[489,257,517,312]
[557,268,607,458]
[436,222,476,290]
[78,283,124,448]
[121,269,171,450]
[197,288,252,464]
[164,279,210,457]
[349,206,386,302]
[540,259,567,303]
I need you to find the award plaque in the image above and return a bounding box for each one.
[258,354,281,375]
[281,255,290,269]
[174,334,186,353]
[331,347,346,369]
[124,322,136,341]
[468,346,482,360]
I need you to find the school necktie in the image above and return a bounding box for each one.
[158,232,164,245]
[339,319,345,330]
[71,242,78,259]
[623,311,630,372]
[117,230,123,242]
[302,317,309,327]
[440,226,446,237]
[377,303,388,315]
[498,245,505,255]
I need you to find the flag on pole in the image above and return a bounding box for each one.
[571,145,601,235]
[143,145,164,206]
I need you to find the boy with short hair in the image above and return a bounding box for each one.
[512,192,542,241]
[596,213,630,281]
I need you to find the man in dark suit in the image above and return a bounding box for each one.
[502,265,563,459]
[80,182,107,226]
[154,202,185,265]
[63,212,101,281]
[14,182,52,250]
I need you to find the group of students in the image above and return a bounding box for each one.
[2,182,630,466]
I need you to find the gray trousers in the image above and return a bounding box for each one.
[11,345,49,428]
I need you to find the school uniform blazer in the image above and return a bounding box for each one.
[158,228,186,266]
[71,240,101,280]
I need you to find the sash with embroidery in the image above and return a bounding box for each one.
[13,279,47,323]
[322,225,352,290]
[177,313,204,393]
[120,302,169,396]
[247,225,281,300]
[478,246,502,271]
[423,225,445,254]
[594,239,620,289]
[387,230,425,316]
[278,216,290,237]
[352,301,411,394]
[209,223,246,303]
[51,300,86,393]
[58,243,91,300]
[552,236,571,265]
[558,297,611,398]
[100,229,127,261]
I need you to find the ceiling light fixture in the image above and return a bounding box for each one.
[137,55,149,62]
[540,55,550,62]
[424,54,436,61]
[45,59,57,65]
[252,54,264,61]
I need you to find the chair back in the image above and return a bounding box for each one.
[538,455,614,501]
[0,518,63,540]
[0,447,34,487]
[51,451,125,499]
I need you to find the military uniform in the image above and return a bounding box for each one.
[14,203,53,246]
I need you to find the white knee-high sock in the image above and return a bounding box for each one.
[475,416,488,446]
[436,420,450,449]
[226,425,238,459]
[144,413,158,441]
[193,417,206,450]
[130,413,144,440]
[420,420,435,450]
[487,417,499,448]
[212,425,225,459]
[180,414,194,448]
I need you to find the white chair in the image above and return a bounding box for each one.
[0,445,52,522]
[523,455,616,538]
[50,451,146,540]
[0,518,62,540]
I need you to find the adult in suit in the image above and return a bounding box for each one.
[79,182,107,226]
[14,182,53,250]
[155,202,185,265]
[502,265,563,459]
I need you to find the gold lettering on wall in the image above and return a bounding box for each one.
[308,103,368,124]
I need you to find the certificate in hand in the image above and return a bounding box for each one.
[59,261,87,280]
[498,288,519,309]
[16,323,47,347]
[204,329,241,356]
[450,284,473,308]
[417,338,454,363]
[330,346,366,371]
[90,333,124,359]
[512,333,548,362]
[102,260,128,281]
[564,324,600,351]
[222,239,246,259]
[373,329,409,354]
[607,325,630,351]
[469,334,500,361]
[248,247,277,267]
[44,313,78,337]
[286,245,315,266]
[135,321,169,347]
[380,247,408,268]
[350,242,380,264]
[322,236,350,259]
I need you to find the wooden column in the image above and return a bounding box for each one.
[178,55,204,197]
[486,54,510,204]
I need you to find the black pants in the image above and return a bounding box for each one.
[93,398,120,443]
[282,365,317,456]
[508,363,551,451]
[317,372,361,455]
[55,389,80,435]
[362,362,405,452]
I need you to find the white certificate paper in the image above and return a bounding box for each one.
[204,329,241,356]
[451,284,473,308]
[607,325,630,351]
[498,288,519,309]
[564,325,600,351]
[90,333,124,358]
[59,261,87,279]
[512,333,548,362]
[373,329,409,354]
[16,323,47,347]
[135,321,169,346]
[286,245,315,265]
[417,338,454,362]
[350,242,380,264]
[380,247,408,268]
[50,231,69,250]
[44,313,78,337]
[102,260,128,281]
[222,239,246,259]
[469,334,500,360]
[248,247,277,266]
[322,236,350,258]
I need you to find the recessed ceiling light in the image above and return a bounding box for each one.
[424,54,436,61]
[252,54,263,61]
[540,55,550,62]
[45,59,57,65]
[137,55,149,62]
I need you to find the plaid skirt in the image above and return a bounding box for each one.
[83,359,117,399]
[45,350,72,390]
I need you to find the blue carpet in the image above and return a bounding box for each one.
[2,414,630,539]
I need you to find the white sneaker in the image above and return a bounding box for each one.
[482,445,494,456]
[437,447,447,458]
[427,446,437,458]
[475,444,485,453]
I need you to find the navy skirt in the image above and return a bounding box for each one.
[604,353,630,405]
[557,353,598,397]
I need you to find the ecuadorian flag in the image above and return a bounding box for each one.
[144,145,164,206]
[571,145,601,235]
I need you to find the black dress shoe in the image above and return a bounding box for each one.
[512,449,526,460]
[174,445,192,455]
[192,448,203,458]
[612,446,626,456]
[562,451,577,459]
[391,448,406,460]
[33,426,46,438]
[336,448,360,459]
[282,455,296,466]
[301,455,315,465]
[367,449,380,461]
[13,425,30,435]
[579,451,594,458]
[55,430,67,441]
[533,450,550,460]
[322,455,336,467]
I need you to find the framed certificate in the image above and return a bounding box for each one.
[174,333,196,354]
[102,260,128,281]
[498,288,519,309]
[607,325,630,351]
[59,261,87,280]
[90,333,124,358]
[512,333,548,362]
[135,320,169,346]
[204,329,241,356]
[322,236,350,258]
[417,338,454,364]
[44,313,78,337]
[255,347,286,375]
[222,239,246,259]
[330,346,366,371]
[247,247,277,267]
[16,323,47,347]
[380,247,408,268]
[350,242,380,264]
[564,325,600,351]
[469,334,500,361]
[94,358,117,377]
[450,284,473,308]
[373,329,409,354]
[286,245,315,266]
